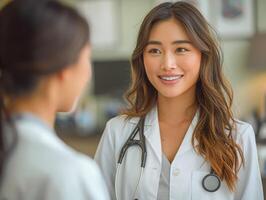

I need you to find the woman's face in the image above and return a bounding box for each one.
[60,44,91,112]
[143,17,201,100]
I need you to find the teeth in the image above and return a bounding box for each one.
[160,75,182,81]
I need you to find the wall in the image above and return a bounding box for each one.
[224,0,266,118]
[82,0,266,118]
[91,0,153,60]
[3,0,264,118]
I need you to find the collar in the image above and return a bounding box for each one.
[128,106,158,126]
[11,112,54,135]
[128,105,199,137]
[128,105,199,159]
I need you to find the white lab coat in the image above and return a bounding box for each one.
[0,113,110,200]
[95,106,264,200]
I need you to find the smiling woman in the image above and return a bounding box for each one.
[94,1,263,200]
[143,17,201,100]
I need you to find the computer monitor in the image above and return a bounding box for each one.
[92,60,131,98]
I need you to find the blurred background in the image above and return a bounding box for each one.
[1,0,266,195]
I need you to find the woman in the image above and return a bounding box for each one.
[95,1,263,200]
[0,0,109,199]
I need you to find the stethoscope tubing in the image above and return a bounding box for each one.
[115,163,144,200]
[116,116,221,197]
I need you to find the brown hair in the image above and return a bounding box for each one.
[123,1,243,191]
[0,0,89,180]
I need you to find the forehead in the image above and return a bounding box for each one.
[148,17,189,41]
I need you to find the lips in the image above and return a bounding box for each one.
[157,74,184,86]
[159,75,183,81]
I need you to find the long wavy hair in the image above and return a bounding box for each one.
[123,1,244,191]
[0,0,89,180]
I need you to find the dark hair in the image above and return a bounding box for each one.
[123,1,243,191]
[0,0,89,178]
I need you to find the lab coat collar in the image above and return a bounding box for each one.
[128,106,157,126]
[9,113,62,149]
[11,112,54,134]
[143,106,162,162]
[128,105,199,160]
[128,105,199,136]
[128,106,161,162]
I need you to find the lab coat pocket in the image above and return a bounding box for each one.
[191,171,233,200]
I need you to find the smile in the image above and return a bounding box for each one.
[159,75,183,81]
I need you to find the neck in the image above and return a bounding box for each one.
[6,95,56,128]
[157,89,197,125]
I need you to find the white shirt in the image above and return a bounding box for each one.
[0,113,110,200]
[157,153,170,200]
[95,106,264,200]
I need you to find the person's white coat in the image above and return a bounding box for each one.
[0,113,110,200]
[95,106,264,200]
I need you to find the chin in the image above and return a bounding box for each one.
[158,90,183,98]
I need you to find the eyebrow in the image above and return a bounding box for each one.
[146,40,192,45]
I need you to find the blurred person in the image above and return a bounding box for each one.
[95,1,263,200]
[0,0,109,199]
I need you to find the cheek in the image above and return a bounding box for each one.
[86,62,92,82]
[144,56,159,78]
[81,61,91,83]
[184,54,201,75]
[144,62,152,82]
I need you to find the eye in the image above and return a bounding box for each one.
[147,48,161,54]
[176,48,188,53]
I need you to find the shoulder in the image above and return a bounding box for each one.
[97,115,140,153]
[234,119,256,152]
[233,121,263,199]
[16,133,98,175]
[106,114,134,128]
[38,155,108,199]
[12,120,99,177]
[38,151,104,192]
[4,136,106,198]
[52,154,101,180]
[234,120,255,139]
[104,114,139,136]
[46,141,100,178]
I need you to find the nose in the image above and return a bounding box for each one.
[161,51,177,70]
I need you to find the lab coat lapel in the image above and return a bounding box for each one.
[127,107,199,163]
[143,106,162,163]
[176,111,199,156]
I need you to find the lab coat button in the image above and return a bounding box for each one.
[173,168,180,176]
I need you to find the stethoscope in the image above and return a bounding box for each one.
[116,116,221,199]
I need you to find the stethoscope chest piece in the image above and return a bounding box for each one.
[202,171,221,192]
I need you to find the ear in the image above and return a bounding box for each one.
[55,65,72,82]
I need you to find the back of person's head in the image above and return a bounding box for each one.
[0,0,89,96]
[0,0,89,178]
